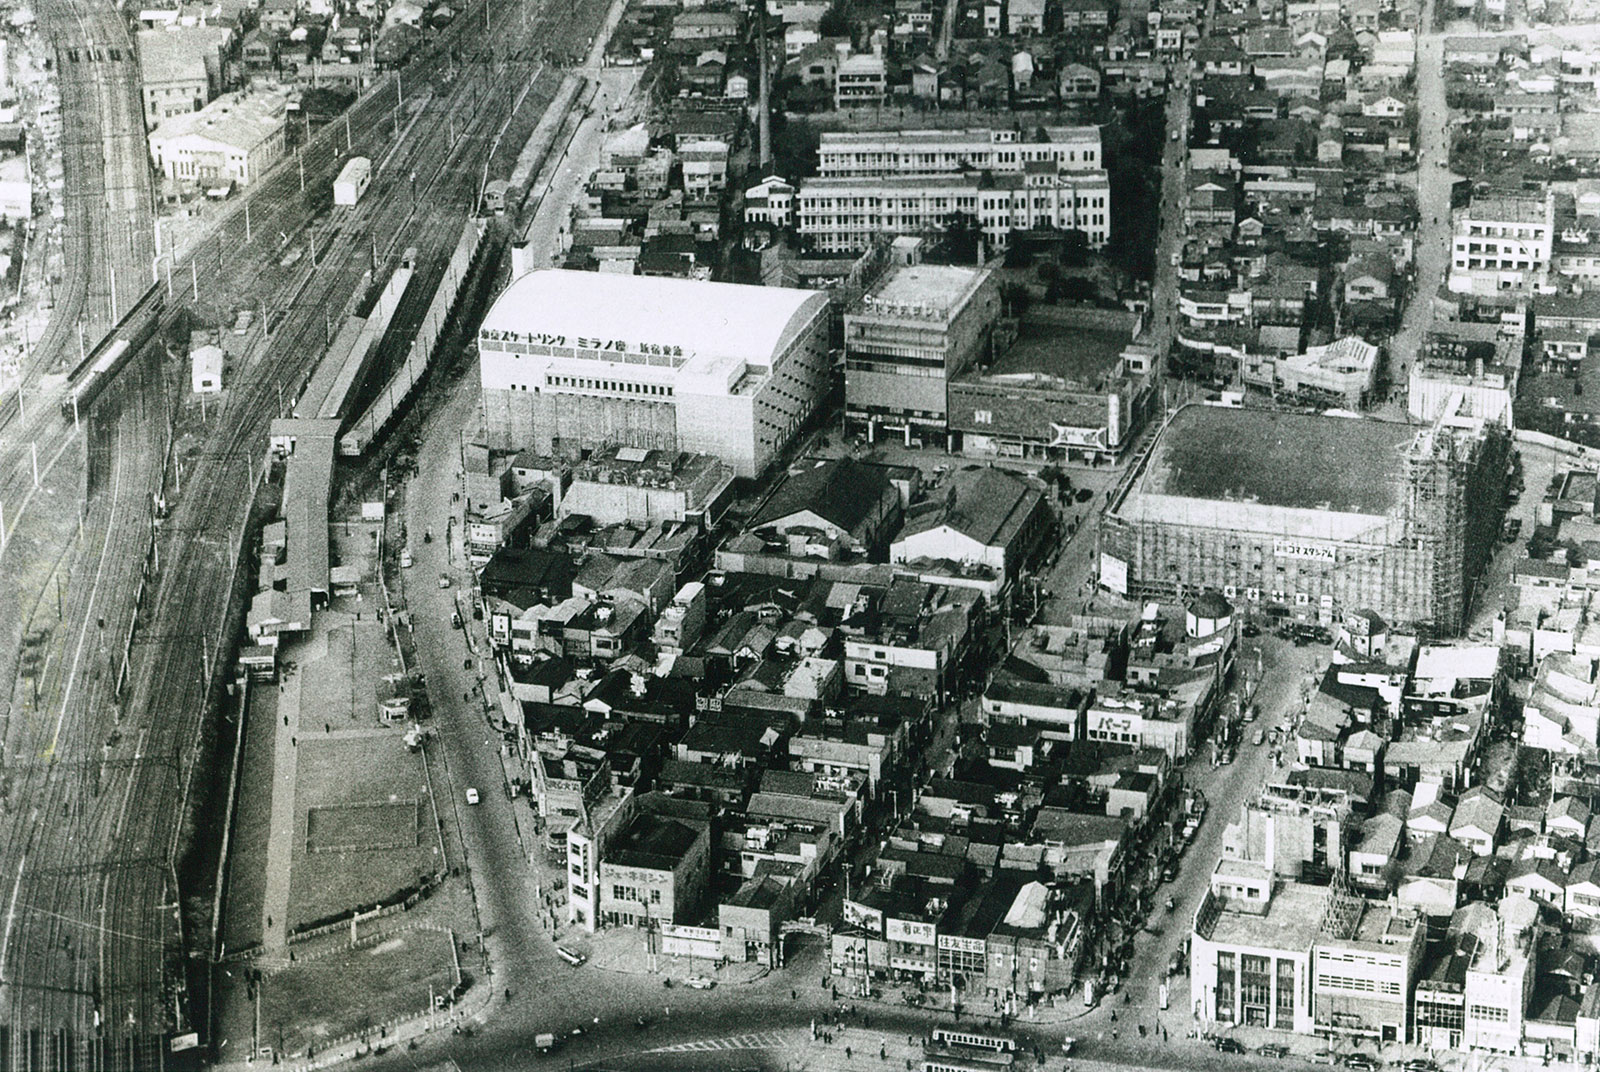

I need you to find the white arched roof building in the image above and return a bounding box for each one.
[479,270,831,478]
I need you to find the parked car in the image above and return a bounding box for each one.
[1401,1062,1440,1072]
[1341,1054,1382,1072]
[554,947,586,967]
[1257,1044,1289,1059]
[1214,1037,1247,1054]
[685,976,716,990]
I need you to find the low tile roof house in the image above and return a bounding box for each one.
[1449,786,1505,857]
[749,457,901,555]
[1550,795,1592,839]
[1344,252,1395,303]
[1506,857,1568,907]
[1350,811,1403,890]
[891,467,1052,581]
[1565,858,1600,919]
[1408,793,1455,842]
[1397,834,1470,917]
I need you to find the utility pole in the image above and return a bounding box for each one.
[756,0,771,172]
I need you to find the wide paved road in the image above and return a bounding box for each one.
[1387,22,1454,397]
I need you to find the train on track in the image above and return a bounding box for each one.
[61,284,166,420]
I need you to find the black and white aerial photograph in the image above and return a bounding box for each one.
[0,0,1585,1067]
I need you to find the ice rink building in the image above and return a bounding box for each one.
[479,270,832,478]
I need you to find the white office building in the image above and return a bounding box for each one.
[817,126,1102,177]
[1447,194,1554,295]
[798,167,1111,254]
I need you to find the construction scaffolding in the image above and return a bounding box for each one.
[1099,404,1510,635]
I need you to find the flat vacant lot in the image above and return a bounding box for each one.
[306,800,420,853]
[253,927,458,1058]
[288,735,440,930]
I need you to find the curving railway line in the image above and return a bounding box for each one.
[0,0,155,762]
[0,0,613,1063]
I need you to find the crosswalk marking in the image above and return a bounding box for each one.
[654,1031,791,1052]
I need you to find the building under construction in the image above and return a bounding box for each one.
[1098,401,1509,635]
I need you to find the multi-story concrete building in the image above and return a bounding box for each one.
[1098,404,1511,634]
[816,126,1102,177]
[138,26,230,128]
[835,52,886,107]
[479,270,831,478]
[1083,688,1198,759]
[797,167,1112,254]
[1448,193,1555,295]
[1233,782,1353,880]
[841,581,982,702]
[1408,321,1521,429]
[597,801,713,928]
[1461,897,1538,1053]
[1415,934,1475,1050]
[557,447,734,526]
[1240,336,1380,410]
[1191,860,1321,1031]
[652,580,707,654]
[566,784,634,931]
[744,175,796,228]
[947,309,1155,464]
[844,263,1000,446]
[1311,894,1424,1043]
[789,713,909,789]
[147,89,288,190]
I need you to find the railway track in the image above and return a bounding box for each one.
[0,0,613,1061]
[0,0,153,742]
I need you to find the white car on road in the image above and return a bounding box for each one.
[466,787,480,805]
